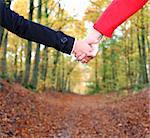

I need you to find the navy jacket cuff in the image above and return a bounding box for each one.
[56,31,75,55]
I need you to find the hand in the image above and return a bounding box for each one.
[78,43,99,63]
[78,28,103,63]
[86,28,103,45]
[72,40,94,63]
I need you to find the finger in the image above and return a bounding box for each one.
[87,45,99,57]
[86,52,95,57]
[85,56,92,61]
[85,38,100,45]
[83,59,90,64]
[75,52,82,59]
[81,56,92,64]
[81,59,88,64]
[77,53,87,61]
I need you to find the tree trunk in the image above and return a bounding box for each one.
[61,54,65,92]
[30,44,40,89]
[51,51,60,89]
[30,0,42,89]
[41,46,48,82]
[40,0,49,83]
[0,0,11,79]
[102,46,107,90]
[1,32,8,78]
[140,9,148,83]
[0,26,4,47]
[14,44,18,80]
[111,47,117,90]
[22,0,34,86]
[95,56,99,90]
[137,27,143,84]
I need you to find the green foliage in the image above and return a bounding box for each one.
[84,1,150,94]
[132,84,144,91]
[0,0,149,94]
[132,83,150,92]
[86,81,101,94]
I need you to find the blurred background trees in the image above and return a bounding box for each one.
[0,0,149,94]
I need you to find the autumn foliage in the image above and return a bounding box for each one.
[0,81,149,137]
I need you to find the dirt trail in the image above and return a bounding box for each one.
[0,81,150,138]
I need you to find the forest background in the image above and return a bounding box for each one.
[0,0,149,94]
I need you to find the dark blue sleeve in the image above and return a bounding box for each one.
[0,0,74,54]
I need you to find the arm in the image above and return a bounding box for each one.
[83,0,148,63]
[0,0,74,54]
[93,0,148,38]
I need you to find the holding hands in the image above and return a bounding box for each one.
[72,28,103,64]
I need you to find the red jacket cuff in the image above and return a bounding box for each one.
[93,0,148,38]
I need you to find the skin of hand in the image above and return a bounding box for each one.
[86,28,103,45]
[77,28,103,63]
[72,40,94,63]
[79,43,99,64]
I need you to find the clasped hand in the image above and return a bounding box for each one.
[72,28,102,64]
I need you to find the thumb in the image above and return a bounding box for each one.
[85,37,98,45]
[85,36,100,45]
[85,38,92,44]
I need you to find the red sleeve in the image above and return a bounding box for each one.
[93,0,148,38]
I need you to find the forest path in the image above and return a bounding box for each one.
[0,81,149,138]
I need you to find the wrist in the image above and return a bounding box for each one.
[71,39,77,54]
[92,28,103,42]
[87,28,103,44]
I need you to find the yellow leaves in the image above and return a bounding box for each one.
[0,46,3,63]
[84,0,110,23]
[13,0,28,18]
[64,20,86,39]
[37,80,46,93]
[47,0,56,8]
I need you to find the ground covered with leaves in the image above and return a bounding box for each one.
[0,81,150,138]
